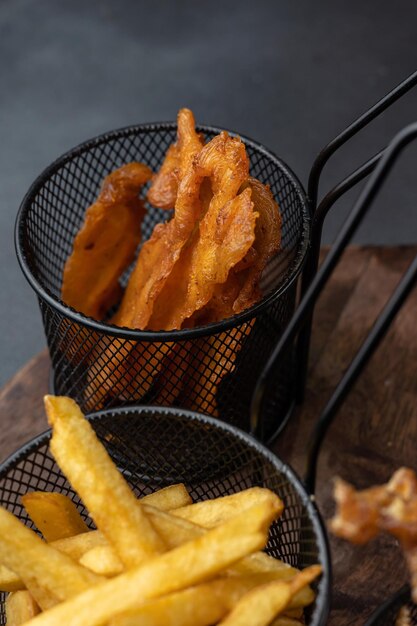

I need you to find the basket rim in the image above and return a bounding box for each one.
[0,403,330,626]
[15,121,311,341]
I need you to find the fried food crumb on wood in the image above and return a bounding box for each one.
[331,467,417,602]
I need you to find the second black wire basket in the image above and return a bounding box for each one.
[15,123,310,442]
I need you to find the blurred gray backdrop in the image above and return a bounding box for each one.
[1,0,417,385]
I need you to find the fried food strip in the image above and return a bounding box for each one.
[0,484,191,592]
[148,187,257,330]
[184,321,254,415]
[147,144,180,210]
[331,467,417,601]
[79,491,283,574]
[147,108,204,209]
[109,570,314,626]
[109,577,251,626]
[5,591,40,625]
[44,396,165,568]
[194,178,281,323]
[115,132,249,330]
[218,565,321,626]
[233,177,282,312]
[141,483,192,510]
[175,487,283,528]
[62,162,152,319]
[396,606,412,626]
[21,492,89,541]
[0,506,102,610]
[19,501,277,626]
[83,339,172,411]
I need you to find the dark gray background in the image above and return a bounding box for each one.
[1,0,417,385]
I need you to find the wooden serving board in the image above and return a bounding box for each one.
[1,246,416,625]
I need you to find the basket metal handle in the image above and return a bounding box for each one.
[295,71,417,401]
[363,585,411,626]
[250,123,417,484]
[296,71,417,403]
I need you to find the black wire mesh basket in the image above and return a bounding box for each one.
[16,124,310,442]
[0,406,330,626]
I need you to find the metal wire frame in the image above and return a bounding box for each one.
[296,70,417,403]
[15,123,310,440]
[0,407,331,626]
[251,122,417,491]
[364,586,415,625]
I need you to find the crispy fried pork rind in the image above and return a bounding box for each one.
[61,162,152,319]
[331,467,417,601]
[147,108,204,210]
[115,131,251,330]
[148,188,257,330]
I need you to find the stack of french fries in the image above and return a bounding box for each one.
[0,396,321,626]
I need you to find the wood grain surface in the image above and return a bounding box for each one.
[1,246,416,625]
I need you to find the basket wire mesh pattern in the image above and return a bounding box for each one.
[17,124,310,442]
[0,407,330,626]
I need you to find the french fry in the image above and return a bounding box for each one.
[44,395,165,567]
[80,545,123,576]
[79,498,291,579]
[218,580,291,625]
[18,501,277,626]
[110,575,296,626]
[21,492,89,541]
[174,487,284,528]
[5,591,40,625]
[0,565,25,593]
[0,531,107,593]
[218,565,322,625]
[0,506,102,610]
[141,483,192,510]
[0,482,192,591]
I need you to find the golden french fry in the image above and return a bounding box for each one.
[80,545,123,576]
[44,395,165,567]
[175,487,283,528]
[218,565,321,626]
[110,575,292,626]
[18,501,276,626]
[5,591,40,625]
[0,565,25,593]
[0,483,192,591]
[0,506,102,610]
[79,497,290,578]
[217,580,291,626]
[21,492,89,541]
[141,483,192,510]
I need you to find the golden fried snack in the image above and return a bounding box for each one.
[331,467,417,601]
[6,591,40,625]
[147,108,204,210]
[148,188,256,330]
[234,177,282,312]
[0,506,102,610]
[116,132,249,330]
[22,492,89,542]
[184,321,254,416]
[45,396,165,567]
[84,339,173,410]
[17,502,277,626]
[62,162,152,319]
